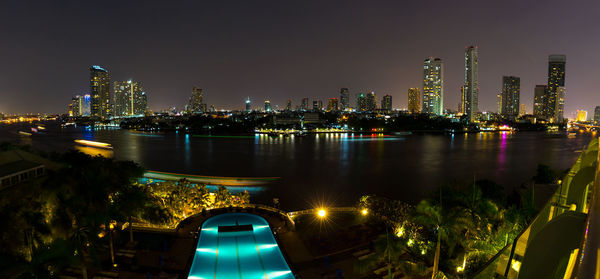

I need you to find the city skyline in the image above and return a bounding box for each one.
[1,1,599,117]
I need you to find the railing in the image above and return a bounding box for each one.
[472,138,600,279]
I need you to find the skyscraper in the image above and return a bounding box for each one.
[422,58,443,115]
[501,76,520,117]
[519,104,526,116]
[113,80,147,116]
[546,55,566,122]
[245,97,252,112]
[366,92,377,111]
[459,86,466,114]
[90,65,111,118]
[496,93,502,114]
[69,97,80,117]
[264,100,272,112]
[301,98,309,111]
[381,95,392,112]
[594,106,600,124]
[285,99,292,111]
[356,93,367,112]
[68,94,91,117]
[340,88,350,111]
[327,98,339,112]
[576,110,588,122]
[533,85,547,118]
[408,88,421,114]
[188,87,205,113]
[462,46,479,121]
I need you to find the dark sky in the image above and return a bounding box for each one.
[1,0,599,117]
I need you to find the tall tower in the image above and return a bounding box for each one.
[285,99,292,111]
[501,76,520,117]
[366,91,376,111]
[356,93,367,112]
[422,58,444,115]
[533,85,547,118]
[114,80,147,116]
[408,88,421,114]
[264,100,272,112]
[327,98,339,111]
[90,65,111,118]
[381,95,392,112]
[546,55,566,123]
[340,88,350,111]
[496,93,502,114]
[188,87,204,113]
[301,98,309,111]
[245,97,252,112]
[462,46,479,121]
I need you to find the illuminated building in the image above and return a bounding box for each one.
[496,93,502,114]
[113,80,147,116]
[546,55,566,122]
[245,97,251,112]
[408,88,421,113]
[312,100,323,111]
[519,104,526,116]
[264,100,272,112]
[327,98,339,111]
[576,110,588,122]
[285,99,292,111]
[533,85,547,118]
[501,76,520,117]
[301,98,309,111]
[188,87,205,113]
[340,88,350,110]
[366,91,376,111]
[594,106,600,124]
[422,58,443,115]
[459,85,465,114]
[381,94,392,112]
[90,65,111,118]
[356,93,367,111]
[69,94,91,117]
[462,46,479,121]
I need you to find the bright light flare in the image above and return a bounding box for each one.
[317,208,327,218]
[361,208,368,215]
[74,139,113,149]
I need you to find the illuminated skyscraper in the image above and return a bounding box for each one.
[576,110,588,122]
[312,100,323,111]
[408,88,420,114]
[285,99,292,111]
[301,98,309,111]
[459,86,465,114]
[366,91,376,111]
[496,93,502,114]
[356,93,367,112]
[462,46,479,121]
[188,87,205,113]
[519,104,526,116]
[245,97,251,112]
[68,94,91,117]
[327,98,339,111]
[422,58,443,115]
[381,94,392,112]
[546,55,566,122]
[501,76,520,117]
[114,80,147,116]
[90,65,111,118]
[264,100,272,112]
[533,85,547,118]
[340,88,350,111]
[594,106,600,124]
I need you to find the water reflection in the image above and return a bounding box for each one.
[74,145,114,158]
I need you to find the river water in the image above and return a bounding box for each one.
[1,123,592,210]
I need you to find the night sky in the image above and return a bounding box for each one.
[1,0,599,117]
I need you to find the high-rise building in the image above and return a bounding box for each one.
[113,80,147,116]
[533,85,547,118]
[285,99,292,111]
[68,94,91,117]
[340,88,350,111]
[301,98,309,111]
[245,97,252,112]
[264,100,272,112]
[381,95,392,112]
[459,86,466,114]
[327,98,339,112]
[519,104,526,116]
[366,91,377,111]
[594,106,600,124]
[576,110,588,122]
[496,93,502,114]
[422,58,444,115]
[90,65,111,118]
[546,55,566,122]
[69,97,79,117]
[408,88,421,114]
[312,100,323,111]
[501,76,520,117]
[188,87,205,113]
[462,46,479,121]
[356,93,367,112]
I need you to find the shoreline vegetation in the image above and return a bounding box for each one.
[0,142,565,278]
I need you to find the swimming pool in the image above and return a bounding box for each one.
[188,213,294,279]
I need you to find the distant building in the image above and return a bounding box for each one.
[69,94,91,117]
[113,80,147,116]
[301,98,309,111]
[366,91,377,111]
[422,58,444,115]
[462,46,479,121]
[576,110,588,122]
[264,100,272,112]
[459,86,466,114]
[188,87,205,113]
[327,98,339,112]
[546,55,566,122]
[285,99,292,111]
[533,85,547,118]
[381,95,392,112]
[245,97,252,112]
[501,76,520,117]
[496,93,502,114]
[408,88,420,113]
[312,100,323,111]
[519,104,526,116]
[594,106,600,124]
[90,65,111,118]
[340,88,350,111]
[356,93,367,112]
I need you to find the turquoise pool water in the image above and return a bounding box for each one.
[188,213,294,279]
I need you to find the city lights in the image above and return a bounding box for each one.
[317,208,327,218]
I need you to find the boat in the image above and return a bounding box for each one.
[18,131,32,136]
[74,139,113,149]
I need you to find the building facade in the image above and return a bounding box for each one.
[381,94,392,112]
[245,97,252,112]
[113,80,147,116]
[356,93,367,112]
[301,98,309,111]
[496,93,502,114]
[264,100,272,112]
[501,76,520,117]
[90,65,111,118]
[188,87,205,113]
[533,85,547,118]
[408,88,421,114]
[285,99,292,111]
[594,106,600,124]
[327,98,339,112]
[366,92,377,111]
[422,58,444,115]
[340,88,350,111]
[462,46,479,121]
[546,55,566,122]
